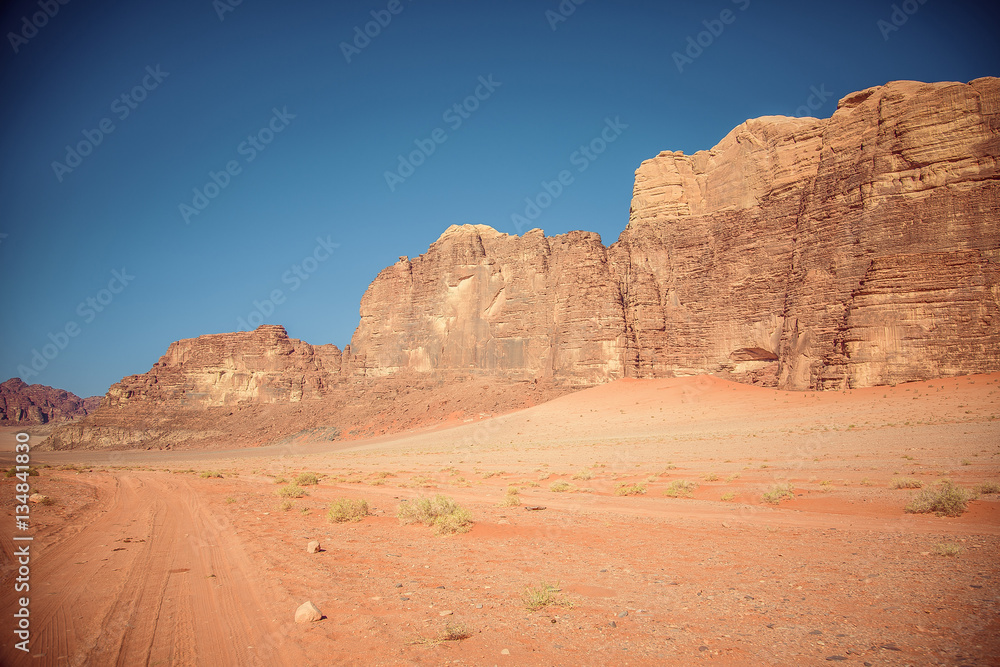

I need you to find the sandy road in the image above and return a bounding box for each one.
[0,473,307,667]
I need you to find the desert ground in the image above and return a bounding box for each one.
[1,374,998,666]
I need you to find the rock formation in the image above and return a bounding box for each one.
[0,378,98,425]
[43,78,999,449]
[102,325,344,408]
[352,77,1000,390]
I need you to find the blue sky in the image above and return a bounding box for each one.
[1,0,997,398]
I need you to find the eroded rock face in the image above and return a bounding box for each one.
[349,225,626,385]
[0,378,96,425]
[355,78,999,390]
[104,325,344,408]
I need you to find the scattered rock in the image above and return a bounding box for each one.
[609,621,616,628]
[826,657,847,662]
[28,494,50,504]
[439,610,453,616]
[524,506,546,511]
[617,611,628,618]
[306,540,320,554]
[294,601,322,623]
[501,649,510,655]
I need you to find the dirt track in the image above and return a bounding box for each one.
[0,473,308,666]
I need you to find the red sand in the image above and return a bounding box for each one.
[2,374,998,665]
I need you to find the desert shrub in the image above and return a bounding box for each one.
[278,483,308,498]
[274,476,288,484]
[762,483,795,505]
[614,483,646,496]
[572,470,593,481]
[439,624,472,641]
[5,466,39,477]
[497,486,521,507]
[891,477,922,489]
[198,470,223,479]
[397,494,472,534]
[327,497,370,523]
[975,480,1000,494]
[934,542,964,557]
[720,492,735,502]
[725,473,741,482]
[295,472,319,486]
[549,481,574,493]
[905,481,977,517]
[522,581,572,611]
[662,480,697,498]
[703,473,719,482]
[278,500,294,511]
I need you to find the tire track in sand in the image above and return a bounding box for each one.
[1,472,309,666]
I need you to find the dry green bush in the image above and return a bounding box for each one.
[397,495,472,534]
[662,480,697,498]
[295,472,319,486]
[277,483,308,498]
[327,498,370,523]
[905,481,977,517]
[761,483,795,505]
[523,582,572,611]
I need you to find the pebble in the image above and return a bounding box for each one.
[617,611,628,618]
[609,621,616,628]
[439,610,453,616]
[476,604,483,609]
[825,657,847,662]
[501,648,510,655]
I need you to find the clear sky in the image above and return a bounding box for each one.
[1,0,997,398]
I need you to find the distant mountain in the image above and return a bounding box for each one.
[0,378,100,425]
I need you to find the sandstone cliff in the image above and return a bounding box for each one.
[102,325,344,408]
[352,78,1000,390]
[0,378,98,425]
